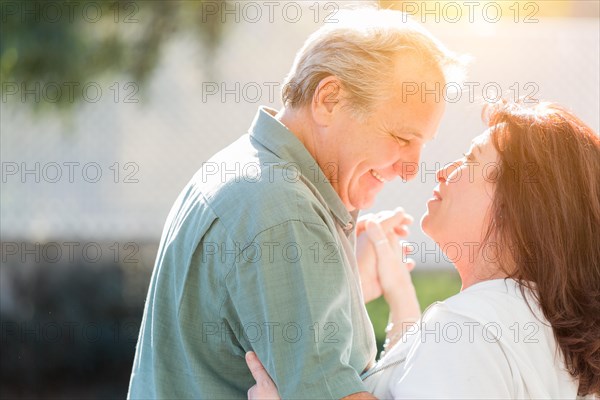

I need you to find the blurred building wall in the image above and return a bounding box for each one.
[2,12,598,267]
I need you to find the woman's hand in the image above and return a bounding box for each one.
[245,352,280,400]
[365,220,421,325]
[356,208,413,303]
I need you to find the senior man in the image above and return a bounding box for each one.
[128,9,462,400]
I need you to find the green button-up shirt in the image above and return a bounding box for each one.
[128,106,377,399]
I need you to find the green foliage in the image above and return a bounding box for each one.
[0,0,228,110]
[366,269,462,354]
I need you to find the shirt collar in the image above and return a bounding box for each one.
[248,106,355,230]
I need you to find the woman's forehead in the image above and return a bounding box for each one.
[470,128,492,148]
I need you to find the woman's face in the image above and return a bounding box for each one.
[421,128,500,249]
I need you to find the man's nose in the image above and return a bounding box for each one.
[393,147,422,182]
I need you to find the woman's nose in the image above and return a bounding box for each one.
[436,167,446,183]
[436,161,460,183]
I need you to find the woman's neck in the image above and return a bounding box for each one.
[456,259,509,291]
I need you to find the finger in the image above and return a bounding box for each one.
[385,231,407,258]
[375,209,395,222]
[401,242,415,255]
[358,213,375,223]
[366,221,397,261]
[368,209,413,233]
[356,213,376,235]
[393,215,414,227]
[405,258,416,272]
[399,243,416,265]
[366,220,386,243]
[380,210,414,234]
[393,224,410,237]
[368,222,414,295]
[245,352,272,384]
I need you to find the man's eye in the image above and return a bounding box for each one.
[393,135,410,146]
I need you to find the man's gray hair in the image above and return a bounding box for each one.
[282,8,467,119]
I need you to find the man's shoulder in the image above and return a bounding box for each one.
[193,136,333,242]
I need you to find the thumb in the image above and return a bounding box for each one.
[356,213,374,236]
[245,351,271,384]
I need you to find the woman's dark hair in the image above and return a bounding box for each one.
[482,100,600,396]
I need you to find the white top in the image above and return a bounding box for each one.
[363,279,579,399]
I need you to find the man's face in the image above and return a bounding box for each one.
[326,61,446,211]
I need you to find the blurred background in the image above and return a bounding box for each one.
[1,0,598,397]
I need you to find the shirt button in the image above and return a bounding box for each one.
[343,222,354,231]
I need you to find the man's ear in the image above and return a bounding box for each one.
[311,76,343,125]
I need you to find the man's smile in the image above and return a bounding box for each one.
[369,169,386,183]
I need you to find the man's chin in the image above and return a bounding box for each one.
[345,185,380,211]
[349,195,376,211]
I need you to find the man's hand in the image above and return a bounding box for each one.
[356,207,413,303]
[245,352,280,400]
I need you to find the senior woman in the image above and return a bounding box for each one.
[244,100,600,399]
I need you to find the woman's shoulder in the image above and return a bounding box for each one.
[416,278,555,350]
[433,278,539,324]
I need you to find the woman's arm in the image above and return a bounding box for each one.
[245,352,378,400]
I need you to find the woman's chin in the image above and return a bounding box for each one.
[420,213,434,238]
[421,216,447,246]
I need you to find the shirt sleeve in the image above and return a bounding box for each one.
[225,219,367,399]
[389,305,514,399]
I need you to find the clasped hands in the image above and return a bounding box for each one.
[355,207,417,305]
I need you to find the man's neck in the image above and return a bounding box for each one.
[275,107,317,158]
[275,106,348,211]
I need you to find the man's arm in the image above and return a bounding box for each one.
[228,220,372,399]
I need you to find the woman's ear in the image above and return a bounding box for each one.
[311,76,343,125]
